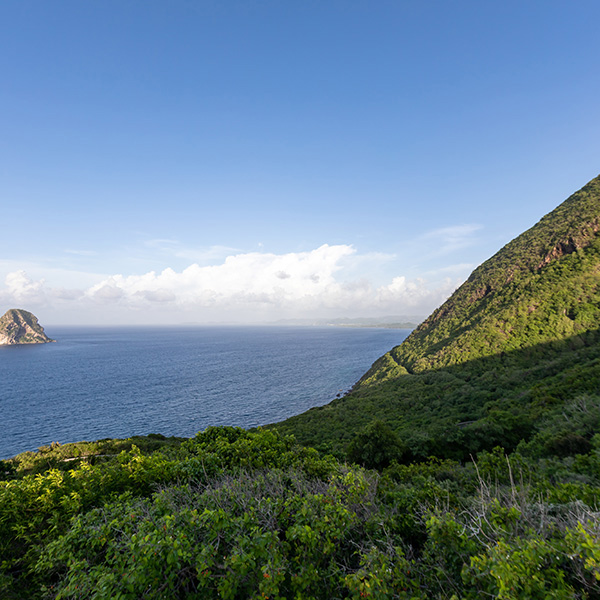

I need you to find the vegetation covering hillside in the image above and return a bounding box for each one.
[361,174,600,378]
[2,175,600,598]
[274,174,600,462]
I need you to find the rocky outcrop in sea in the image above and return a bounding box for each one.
[0,309,55,345]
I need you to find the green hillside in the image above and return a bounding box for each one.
[274,174,600,461]
[363,173,600,379]
[2,175,600,599]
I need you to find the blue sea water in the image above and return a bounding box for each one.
[0,326,409,459]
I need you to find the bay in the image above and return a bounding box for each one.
[0,326,409,459]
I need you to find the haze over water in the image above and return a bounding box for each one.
[0,326,409,459]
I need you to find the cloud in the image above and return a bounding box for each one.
[422,224,483,255]
[143,240,241,264]
[144,238,179,247]
[89,279,125,302]
[424,262,476,277]
[375,276,456,308]
[134,289,177,303]
[0,244,464,323]
[64,249,99,256]
[85,244,353,308]
[0,271,84,308]
[3,271,46,304]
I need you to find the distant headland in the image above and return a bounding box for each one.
[0,309,55,345]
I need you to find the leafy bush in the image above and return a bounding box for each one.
[2,426,600,599]
[346,420,407,469]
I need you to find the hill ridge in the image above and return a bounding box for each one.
[273,172,600,461]
[357,173,600,384]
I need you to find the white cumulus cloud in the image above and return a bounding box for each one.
[3,271,46,304]
[85,244,354,308]
[0,244,464,324]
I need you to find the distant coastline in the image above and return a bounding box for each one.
[273,316,423,329]
[327,322,418,329]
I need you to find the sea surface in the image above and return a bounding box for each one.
[0,326,410,459]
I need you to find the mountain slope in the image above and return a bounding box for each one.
[360,173,600,383]
[273,174,600,460]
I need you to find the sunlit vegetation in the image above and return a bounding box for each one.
[361,174,600,378]
[3,175,600,597]
[1,427,600,599]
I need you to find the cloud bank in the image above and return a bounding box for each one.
[0,245,463,324]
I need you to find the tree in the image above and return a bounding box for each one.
[346,420,406,470]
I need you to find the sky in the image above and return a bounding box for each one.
[1,0,599,325]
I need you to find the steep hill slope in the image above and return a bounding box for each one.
[360,173,600,383]
[273,174,600,460]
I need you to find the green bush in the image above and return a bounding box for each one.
[346,420,407,470]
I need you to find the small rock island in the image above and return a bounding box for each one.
[0,309,56,345]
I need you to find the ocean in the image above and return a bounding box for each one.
[0,325,409,459]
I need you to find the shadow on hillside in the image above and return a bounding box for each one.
[273,328,600,461]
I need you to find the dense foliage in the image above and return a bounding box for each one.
[1,427,599,599]
[273,329,600,461]
[3,174,600,598]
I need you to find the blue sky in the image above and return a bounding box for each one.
[1,0,599,324]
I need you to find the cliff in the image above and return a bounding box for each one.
[0,309,55,345]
